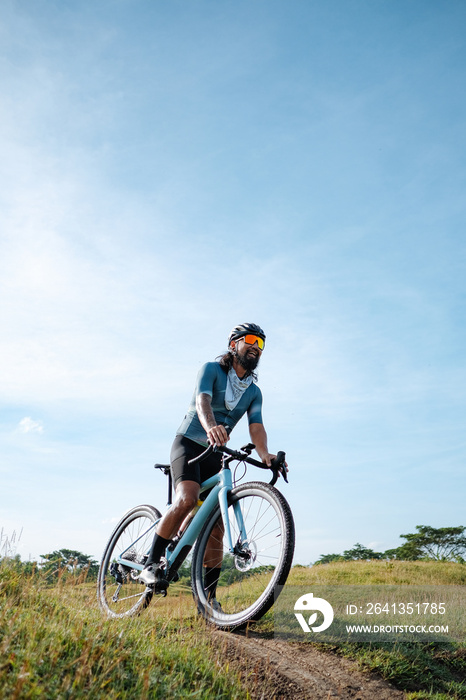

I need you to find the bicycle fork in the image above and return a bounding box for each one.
[218,468,248,555]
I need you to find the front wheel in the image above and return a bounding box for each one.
[97,504,161,618]
[191,482,295,629]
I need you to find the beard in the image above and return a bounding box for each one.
[234,346,260,373]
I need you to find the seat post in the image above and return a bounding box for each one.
[154,464,173,507]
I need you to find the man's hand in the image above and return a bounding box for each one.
[260,452,289,476]
[206,424,229,447]
[260,452,276,468]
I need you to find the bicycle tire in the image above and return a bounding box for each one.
[191,482,295,629]
[97,504,162,618]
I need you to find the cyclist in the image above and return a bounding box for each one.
[139,323,282,605]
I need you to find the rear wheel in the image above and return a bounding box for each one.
[191,482,295,629]
[97,504,162,618]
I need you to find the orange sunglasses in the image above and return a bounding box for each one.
[240,334,265,350]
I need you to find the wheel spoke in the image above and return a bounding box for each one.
[97,505,162,619]
[191,483,294,629]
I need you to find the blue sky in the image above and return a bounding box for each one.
[1,0,465,565]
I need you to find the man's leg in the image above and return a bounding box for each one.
[203,518,225,602]
[139,480,200,586]
[156,480,200,540]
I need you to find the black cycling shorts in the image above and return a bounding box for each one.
[170,434,222,489]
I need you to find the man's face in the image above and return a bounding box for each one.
[232,336,262,372]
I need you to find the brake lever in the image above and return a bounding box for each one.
[270,451,288,484]
[280,464,289,483]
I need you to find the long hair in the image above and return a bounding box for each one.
[216,349,258,381]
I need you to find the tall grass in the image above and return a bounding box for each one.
[2,558,465,699]
[273,561,466,700]
[0,562,249,699]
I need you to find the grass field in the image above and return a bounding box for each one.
[288,559,466,586]
[0,563,249,699]
[1,559,465,699]
[281,561,466,700]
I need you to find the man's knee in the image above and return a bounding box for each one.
[174,482,199,513]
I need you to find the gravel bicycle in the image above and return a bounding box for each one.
[97,442,295,629]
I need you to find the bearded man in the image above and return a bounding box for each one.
[139,323,279,607]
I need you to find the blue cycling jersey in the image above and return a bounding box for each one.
[176,362,263,445]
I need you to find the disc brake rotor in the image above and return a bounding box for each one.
[234,540,257,571]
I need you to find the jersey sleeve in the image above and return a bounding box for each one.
[195,362,218,398]
[247,386,263,425]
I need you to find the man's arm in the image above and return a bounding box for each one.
[249,422,289,475]
[249,423,275,467]
[196,393,229,447]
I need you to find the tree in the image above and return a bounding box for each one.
[314,526,466,565]
[342,543,382,561]
[383,541,423,561]
[388,526,466,562]
[313,553,345,565]
[314,544,382,565]
[39,549,99,580]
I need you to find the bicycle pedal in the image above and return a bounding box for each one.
[156,580,169,591]
[148,576,169,594]
[152,583,168,596]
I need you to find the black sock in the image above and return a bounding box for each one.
[204,566,222,600]
[146,534,171,567]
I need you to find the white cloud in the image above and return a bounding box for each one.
[18,417,44,434]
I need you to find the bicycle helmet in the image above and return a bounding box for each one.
[228,323,266,345]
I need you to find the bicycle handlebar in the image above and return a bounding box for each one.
[188,443,288,486]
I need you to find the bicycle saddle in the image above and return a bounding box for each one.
[154,463,171,475]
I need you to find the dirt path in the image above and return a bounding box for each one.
[214,631,406,699]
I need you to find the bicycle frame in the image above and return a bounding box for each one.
[116,463,246,580]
